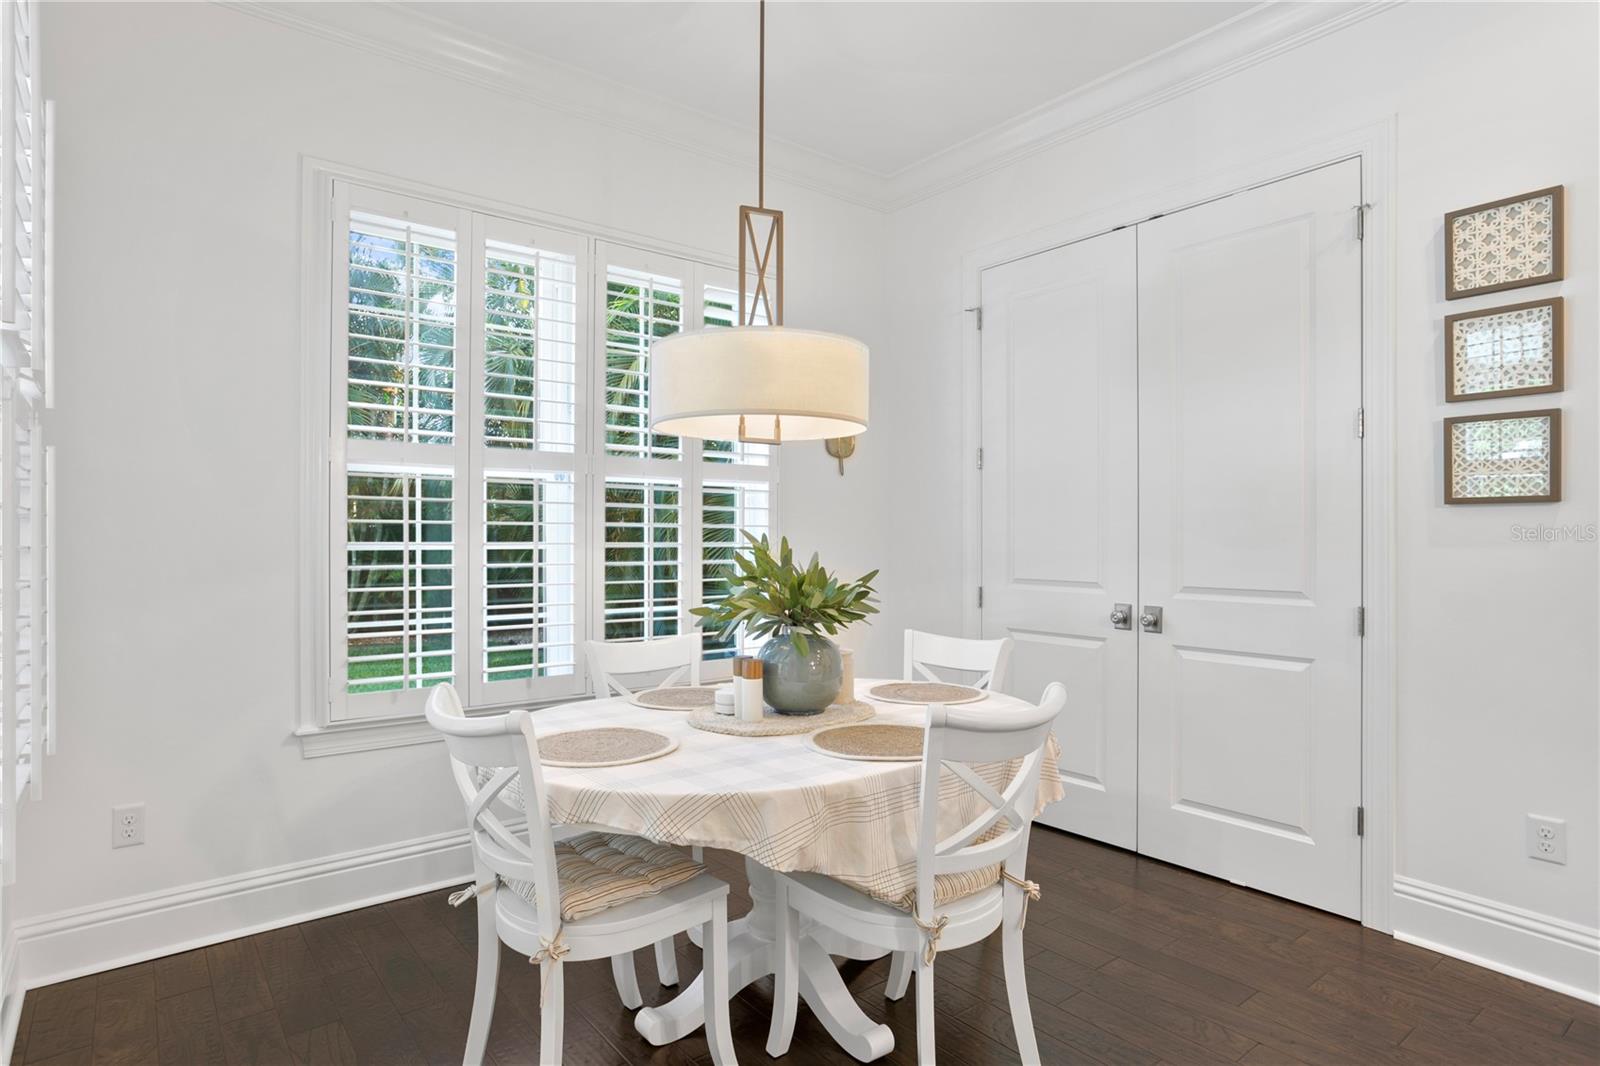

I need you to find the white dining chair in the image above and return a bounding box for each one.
[425,684,737,1066]
[583,634,707,985]
[586,634,702,697]
[903,629,1014,692]
[765,683,1065,1066]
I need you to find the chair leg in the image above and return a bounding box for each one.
[702,899,736,1066]
[539,959,565,1066]
[914,954,936,1066]
[765,875,799,1057]
[653,937,680,986]
[610,951,643,1009]
[1003,887,1041,1065]
[885,949,912,1001]
[464,891,500,1066]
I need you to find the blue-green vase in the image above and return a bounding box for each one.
[759,631,842,715]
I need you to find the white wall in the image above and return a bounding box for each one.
[17,0,894,980]
[884,0,1598,997]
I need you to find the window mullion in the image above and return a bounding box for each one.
[462,208,487,709]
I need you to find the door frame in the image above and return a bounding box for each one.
[959,118,1397,933]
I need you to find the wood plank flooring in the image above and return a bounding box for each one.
[15,828,1599,1065]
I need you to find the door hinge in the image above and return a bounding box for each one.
[1354,202,1371,241]
[965,305,983,331]
[976,447,984,471]
[1356,806,1366,837]
[1356,606,1366,637]
[1355,407,1365,438]
[977,586,984,609]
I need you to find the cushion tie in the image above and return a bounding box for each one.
[911,912,949,967]
[447,882,493,908]
[1001,870,1041,930]
[529,931,571,1005]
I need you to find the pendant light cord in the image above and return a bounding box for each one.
[758,0,765,209]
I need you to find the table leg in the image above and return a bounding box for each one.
[634,858,894,1062]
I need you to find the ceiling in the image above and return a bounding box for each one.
[397,2,1256,176]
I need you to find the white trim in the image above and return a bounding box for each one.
[12,828,479,993]
[1394,876,1600,1005]
[218,0,1396,214]
[962,119,1398,932]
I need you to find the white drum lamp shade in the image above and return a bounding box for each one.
[649,326,869,442]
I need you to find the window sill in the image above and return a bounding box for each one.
[296,690,603,758]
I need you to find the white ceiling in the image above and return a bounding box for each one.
[397,2,1256,176]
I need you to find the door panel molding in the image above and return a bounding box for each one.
[961,119,1396,931]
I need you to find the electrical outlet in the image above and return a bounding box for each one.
[112,804,145,849]
[1527,814,1566,865]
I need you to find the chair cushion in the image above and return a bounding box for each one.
[504,832,702,922]
[888,864,1003,914]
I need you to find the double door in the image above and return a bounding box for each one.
[979,160,1364,917]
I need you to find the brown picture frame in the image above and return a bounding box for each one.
[1444,185,1564,300]
[1444,297,1564,402]
[1444,408,1561,504]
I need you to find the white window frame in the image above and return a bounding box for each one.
[297,161,778,756]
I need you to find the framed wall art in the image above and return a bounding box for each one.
[1445,297,1563,402]
[1444,408,1561,504]
[1445,186,1564,299]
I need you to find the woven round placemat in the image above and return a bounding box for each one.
[538,727,678,767]
[630,685,722,711]
[687,700,874,737]
[867,681,986,705]
[809,723,924,761]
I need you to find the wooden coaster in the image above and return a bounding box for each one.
[688,700,874,737]
[538,727,678,767]
[867,681,986,705]
[630,685,722,711]
[809,723,924,761]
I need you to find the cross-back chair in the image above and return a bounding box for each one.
[586,634,702,697]
[765,683,1065,1066]
[903,629,1014,692]
[583,634,708,984]
[425,684,736,1065]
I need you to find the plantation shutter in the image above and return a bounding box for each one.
[601,478,682,642]
[603,264,682,461]
[0,0,46,873]
[467,216,588,707]
[332,185,469,720]
[700,480,771,659]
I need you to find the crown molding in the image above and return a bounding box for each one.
[879,1,1402,210]
[215,0,889,211]
[215,0,1400,215]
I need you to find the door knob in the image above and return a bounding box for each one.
[1140,606,1163,633]
[1109,603,1132,630]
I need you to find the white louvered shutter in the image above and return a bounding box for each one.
[333,186,468,720]
[603,265,682,460]
[601,478,682,642]
[699,480,770,659]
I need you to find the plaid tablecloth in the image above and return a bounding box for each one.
[500,680,1064,907]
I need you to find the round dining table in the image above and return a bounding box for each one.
[522,678,1064,1062]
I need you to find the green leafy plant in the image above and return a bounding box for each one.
[691,533,879,657]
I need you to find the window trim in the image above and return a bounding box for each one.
[297,158,778,756]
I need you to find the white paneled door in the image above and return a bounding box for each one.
[1136,159,1363,917]
[982,159,1364,917]
[979,228,1139,850]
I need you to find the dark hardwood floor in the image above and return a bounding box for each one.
[15,828,1599,1065]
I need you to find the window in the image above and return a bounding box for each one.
[320,184,777,727]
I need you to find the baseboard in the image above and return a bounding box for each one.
[1393,876,1600,1005]
[13,828,476,992]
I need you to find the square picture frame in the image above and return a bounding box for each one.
[1445,185,1564,299]
[1444,297,1563,402]
[1444,408,1561,504]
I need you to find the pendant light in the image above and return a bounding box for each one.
[649,0,869,445]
